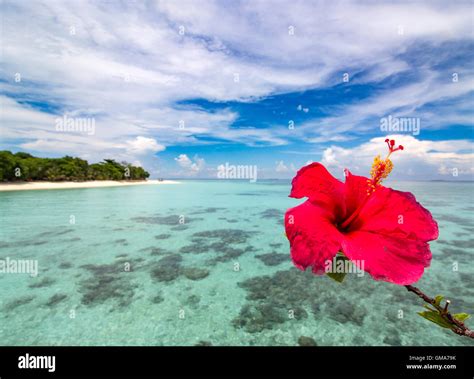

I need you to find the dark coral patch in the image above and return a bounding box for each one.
[45,293,68,307]
[28,277,56,289]
[132,215,185,225]
[186,294,201,306]
[437,214,473,227]
[150,254,182,282]
[186,229,256,264]
[440,239,474,249]
[232,303,288,333]
[38,228,74,238]
[233,269,367,333]
[191,229,253,245]
[192,207,226,214]
[170,225,189,231]
[149,248,170,256]
[180,229,256,265]
[208,246,255,264]
[260,208,282,219]
[183,267,210,281]
[269,242,283,248]
[327,302,366,326]
[180,244,210,254]
[151,294,164,304]
[255,252,288,266]
[3,295,35,311]
[79,260,141,307]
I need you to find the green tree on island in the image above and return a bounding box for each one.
[0,151,150,182]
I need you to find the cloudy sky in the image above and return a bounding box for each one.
[1,0,473,180]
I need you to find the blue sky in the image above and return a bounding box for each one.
[1,0,473,180]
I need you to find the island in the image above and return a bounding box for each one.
[0,151,178,191]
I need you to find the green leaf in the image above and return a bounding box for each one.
[325,253,349,283]
[453,313,471,322]
[327,271,347,283]
[418,310,452,329]
[434,295,444,306]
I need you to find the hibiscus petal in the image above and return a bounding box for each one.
[349,187,439,242]
[289,162,345,218]
[342,231,432,285]
[344,170,370,216]
[285,200,343,274]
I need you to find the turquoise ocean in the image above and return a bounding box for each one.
[0,180,472,346]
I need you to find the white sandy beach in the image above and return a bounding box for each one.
[0,180,179,192]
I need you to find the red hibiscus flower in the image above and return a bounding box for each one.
[284,139,439,285]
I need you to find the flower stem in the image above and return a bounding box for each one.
[405,285,474,339]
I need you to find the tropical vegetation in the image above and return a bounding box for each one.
[0,151,150,181]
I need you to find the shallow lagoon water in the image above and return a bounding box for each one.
[0,180,472,346]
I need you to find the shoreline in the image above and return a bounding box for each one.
[0,180,180,192]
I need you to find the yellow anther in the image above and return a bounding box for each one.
[367,155,393,195]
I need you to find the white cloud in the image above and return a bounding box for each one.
[274,160,296,176]
[297,105,309,113]
[174,154,205,174]
[321,135,474,180]
[275,160,289,172]
[123,137,165,155]
[175,154,193,168]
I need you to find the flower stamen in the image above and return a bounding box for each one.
[366,139,404,196]
[341,139,405,231]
